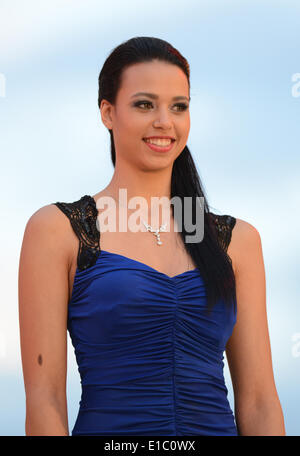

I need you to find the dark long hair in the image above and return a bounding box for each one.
[97,36,236,316]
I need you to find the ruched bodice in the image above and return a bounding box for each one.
[54,195,238,436]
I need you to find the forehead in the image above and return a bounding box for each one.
[118,60,189,98]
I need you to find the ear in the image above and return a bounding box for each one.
[100,99,113,130]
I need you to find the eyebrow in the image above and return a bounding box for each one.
[131,92,190,102]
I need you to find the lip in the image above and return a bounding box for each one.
[143,138,176,153]
[143,136,176,140]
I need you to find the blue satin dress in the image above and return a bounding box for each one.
[54,195,238,436]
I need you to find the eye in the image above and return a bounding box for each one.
[133,100,189,112]
[173,103,189,112]
[134,100,153,109]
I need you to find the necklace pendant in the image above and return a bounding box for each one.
[142,219,166,246]
[155,232,163,245]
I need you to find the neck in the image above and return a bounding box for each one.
[98,162,174,229]
[103,161,173,209]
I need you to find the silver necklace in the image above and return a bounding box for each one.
[106,192,168,246]
[141,220,167,246]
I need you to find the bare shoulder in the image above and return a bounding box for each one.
[23,203,76,270]
[27,203,70,231]
[228,216,262,276]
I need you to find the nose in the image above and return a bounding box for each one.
[153,108,173,129]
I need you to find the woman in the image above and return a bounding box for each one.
[18,36,285,436]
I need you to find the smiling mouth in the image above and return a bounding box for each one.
[143,138,175,146]
[142,138,176,152]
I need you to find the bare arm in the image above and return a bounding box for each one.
[226,219,286,436]
[18,204,72,436]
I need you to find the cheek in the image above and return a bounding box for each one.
[178,117,190,141]
[119,112,145,139]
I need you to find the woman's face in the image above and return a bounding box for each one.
[101,59,190,170]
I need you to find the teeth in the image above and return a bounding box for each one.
[144,138,172,146]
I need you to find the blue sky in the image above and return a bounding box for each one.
[0,0,299,436]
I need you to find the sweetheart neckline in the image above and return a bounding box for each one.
[78,249,199,280]
[100,250,199,279]
[84,194,198,280]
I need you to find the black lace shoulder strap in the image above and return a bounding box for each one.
[53,194,100,271]
[209,212,236,252]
